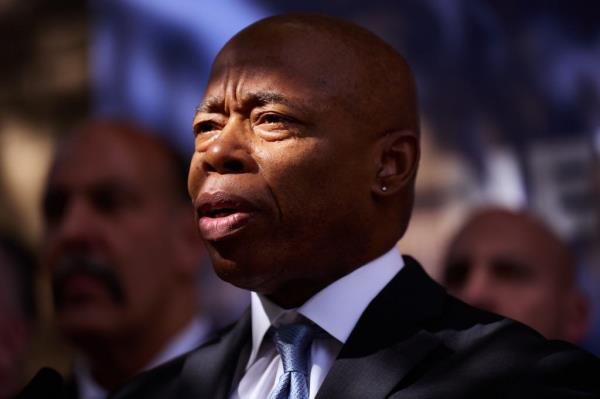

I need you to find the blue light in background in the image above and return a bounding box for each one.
[89,0,269,154]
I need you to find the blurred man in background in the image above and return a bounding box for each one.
[443,207,589,344]
[0,233,35,399]
[41,120,210,398]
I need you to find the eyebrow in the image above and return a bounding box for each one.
[195,91,297,115]
[196,96,224,114]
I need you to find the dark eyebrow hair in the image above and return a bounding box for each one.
[246,91,291,107]
[196,96,224,114]
[195,91,299,115]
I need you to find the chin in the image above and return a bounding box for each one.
[209,254,276,294]
[57,306,121,344]
[206,233,296,293]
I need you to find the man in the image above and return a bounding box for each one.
[41,121,209,398]
[0,233,35,399]
[26,14,599,399]
[108,14,599,398]
[442,207,589,344]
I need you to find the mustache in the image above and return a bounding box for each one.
[52,252,125,307]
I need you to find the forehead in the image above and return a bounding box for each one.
[48,129,149,188]
[452,215,558,268]
[204,29,347,104]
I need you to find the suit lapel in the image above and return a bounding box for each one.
[316,257,447,399]
[177,311,251,399]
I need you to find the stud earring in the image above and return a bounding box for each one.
[381,185,388,192]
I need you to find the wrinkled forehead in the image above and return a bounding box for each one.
[206,24,352,97]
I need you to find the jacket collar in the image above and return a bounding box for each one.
[316,256,447,399]
[177,311,251,399]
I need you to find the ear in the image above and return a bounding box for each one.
[371,129,420,196]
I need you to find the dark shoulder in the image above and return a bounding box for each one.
[425,295,600,397]
[107,353,188,398]
[518,339,600,396]
[109,320,244,399]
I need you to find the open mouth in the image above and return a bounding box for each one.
[196,192,256,240]
[204,207,239,218]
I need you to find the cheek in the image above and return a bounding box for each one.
[261,142,334,211]
[263,138,360,194]
[118,245,174,320]
[188,153,203,198]
[500,284,551,316]
[117,217,175,287]
[262,141,371,239]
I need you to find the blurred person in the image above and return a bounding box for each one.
[443,207,589,344]
[23,14,600,399]
[40,121,210,398]
[0,233,35,399]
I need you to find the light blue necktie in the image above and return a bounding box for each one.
[269,323,317,399]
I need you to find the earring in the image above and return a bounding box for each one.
[381,185,388,192]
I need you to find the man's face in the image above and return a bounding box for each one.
[188,31,377,302]
[443,215,566,338]
[43,129,185,342]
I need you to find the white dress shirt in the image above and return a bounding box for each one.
[75,317,210,399]
[232,247,404,399]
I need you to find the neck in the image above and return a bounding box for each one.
[265,241,398,309]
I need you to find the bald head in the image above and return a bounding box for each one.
[449,208,574,283]
[191,14,419,306]
[210,14,419,135]
[443,207,588,343]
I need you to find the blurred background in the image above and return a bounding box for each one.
[1,0,599,386]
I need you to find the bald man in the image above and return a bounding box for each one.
[38,121,209,398]
[443,207,589,344]
[24,14,599,399]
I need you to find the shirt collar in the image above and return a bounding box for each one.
[248,246,404,366]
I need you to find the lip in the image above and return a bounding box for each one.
[195,191,257,241]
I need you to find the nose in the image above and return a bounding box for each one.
[201,120,256,174]
[46,197,99,255]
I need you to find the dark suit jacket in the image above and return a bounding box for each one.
[23,257,600,398]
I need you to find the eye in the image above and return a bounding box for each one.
[43,189,68,223]
[193,120,220,136]
[443,260,470,289]
[90,185,138,215]
[256,112,292,126]
[491,259,534,282]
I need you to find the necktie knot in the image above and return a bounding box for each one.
[273,323,316,374]
[270,322,318,399]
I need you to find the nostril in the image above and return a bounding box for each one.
[223,159,244,173]
[201,142,255,174]
[203,162,217,173]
